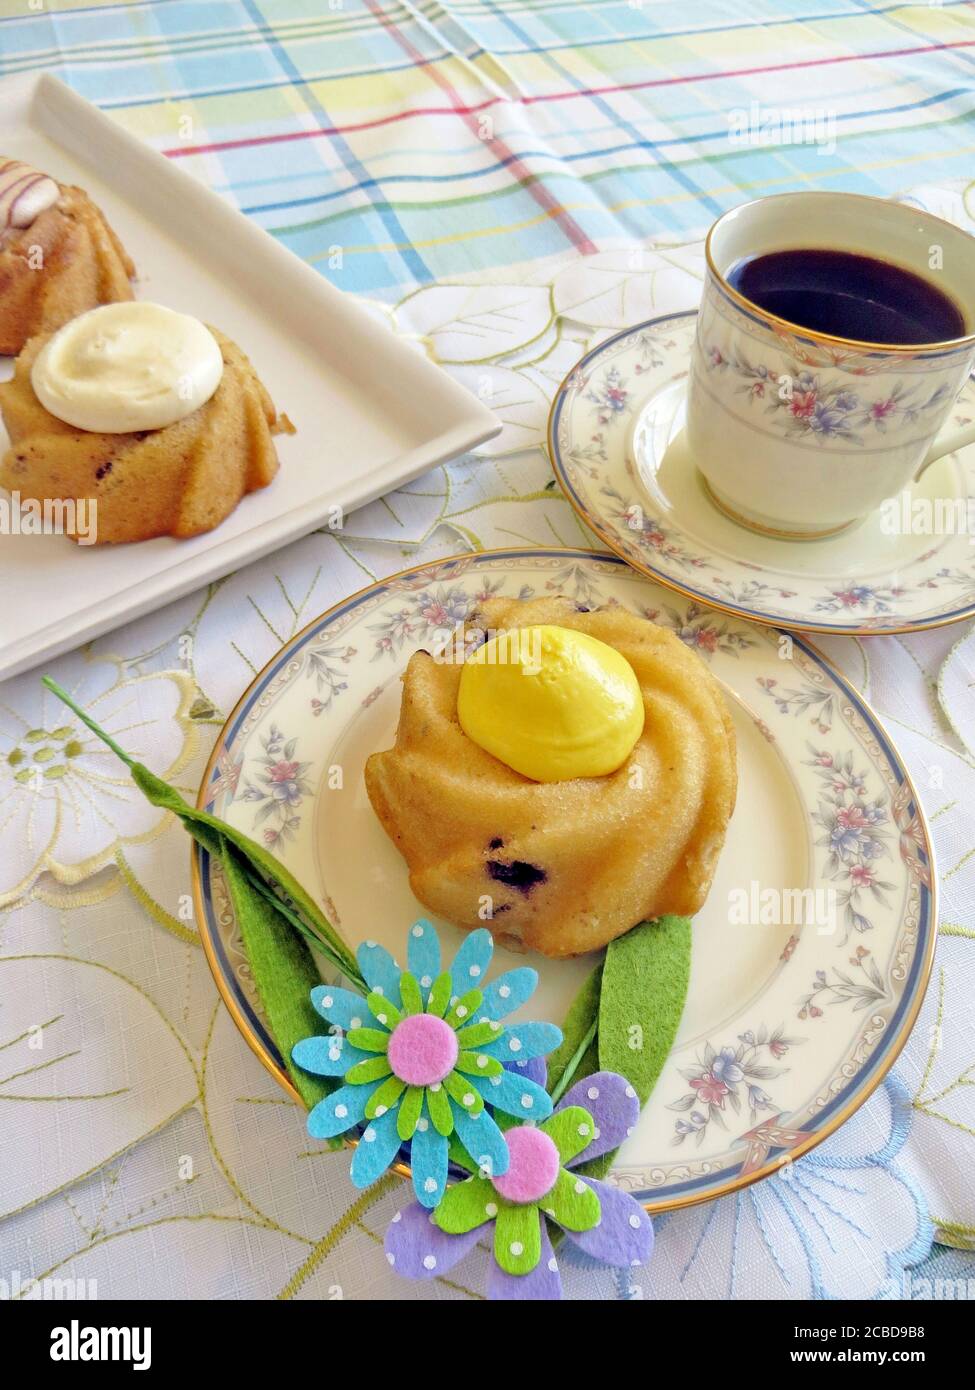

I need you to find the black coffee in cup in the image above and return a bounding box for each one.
[726,248,965,345]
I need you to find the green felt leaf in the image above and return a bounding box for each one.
[220,841,336,1124]
[426,1081,453,1136]
[397,1085,424,1140]
[367,992,401,1030]
[434,1175,496,1234]
[545,962,602,1102]
[494,1202,541,1275]
[365,1074,405,1119]
[539,1105,596,1165]
[455,1050,502,1079]
[399,971,423,1016]
[445,988,483,1030]
[545,1167,601,1233]
[138,760,360,979]
[444,1070,484,1116]
[40,678,363,989]
[598,915,691,1103]
[579,914,692,1181]
[426,972,452,1018]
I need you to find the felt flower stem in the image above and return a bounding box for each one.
[41,677,367,1110]
[548,1017,598,1105]
[236,852,353,980]
[42,675,363,987]
[547,962,602,1104]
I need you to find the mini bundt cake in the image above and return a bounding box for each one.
[0,157,134,356]
[364,595,737,958]
[0,313,292,544]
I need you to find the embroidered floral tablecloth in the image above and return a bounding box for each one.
[2,0,975,1301]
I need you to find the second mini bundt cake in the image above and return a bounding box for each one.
[0,303,292,543]
[0,157,134,356]
[365,595,737,958]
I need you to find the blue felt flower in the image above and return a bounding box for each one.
[292,920,562,1207]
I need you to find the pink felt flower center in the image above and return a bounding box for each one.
[387,1013,458,1086]
[491,1125,560,1204]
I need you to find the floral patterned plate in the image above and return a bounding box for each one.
[192,548,935,1211]
[549,311,975,634]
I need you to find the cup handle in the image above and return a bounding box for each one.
[915,416,975,481]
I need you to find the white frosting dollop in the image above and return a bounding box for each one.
[31,302,224,433]
[0,158,60,229]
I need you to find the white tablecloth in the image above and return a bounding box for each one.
[3,192,975,1301]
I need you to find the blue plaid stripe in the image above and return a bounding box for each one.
[1,0,973,294]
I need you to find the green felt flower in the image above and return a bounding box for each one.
[434,1103,602,1276]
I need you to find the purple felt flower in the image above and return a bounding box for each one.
[384,1067,653,1299]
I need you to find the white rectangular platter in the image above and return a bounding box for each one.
[0,74,499,682]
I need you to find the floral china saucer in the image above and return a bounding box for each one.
[193,548,934,1212]
[549,311,975,634]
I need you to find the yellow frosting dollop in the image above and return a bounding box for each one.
[456,624,644,782]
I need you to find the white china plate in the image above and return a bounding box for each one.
[0,74,497,681]
[549,311,975,635]
[193,548,935,1211]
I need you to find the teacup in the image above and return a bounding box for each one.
[685,191,975,538]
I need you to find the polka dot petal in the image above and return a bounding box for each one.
[291,1033,370,1078]
[433,1175,500,1235]
[538,1104,598,1165]
[560,1176,654,1268]
[411,1119,449,1209]
[493,1202,542,1276]
[480,967,539,1021]
[306,1082,371,1140]
[482,1020,563,1063]
[555,1070,642,1163]
[396,1084,425,1141]
[385,1200,482,1279]
[355,941,403,1008]
[366,990,402,1031]
[445,987,485,1031]
[444,1069,485,1116]
[349,1106,403,1187]
[406,919,441,1005]
[425,1078,455,1137]
[454,1020,505,1050]
[449,928,494,998]
[364,1073,406,1120]
[310,984,372,1032]
[547,1167,602,1234]
[473,1067,553,1121]
[451,1100,511,1180]
[488,1220,562,1301]
[343,1053,394,1087]
[454,1049,503,1079]
[424,971,454,1020]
